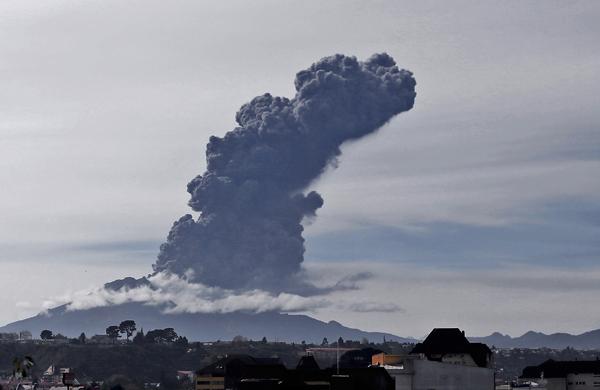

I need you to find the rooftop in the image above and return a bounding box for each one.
[522,359,600,378]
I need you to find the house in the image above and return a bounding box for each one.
[410,328,493,368]
[521,359,600,390]
[19,331,32,341]
[177,370,195,382]
[89,335,112,344]
[305,347,360,368]
[373,328,495,390]
[0,332,19,343]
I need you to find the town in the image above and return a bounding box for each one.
[2,325,599,390]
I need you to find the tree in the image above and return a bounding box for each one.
[232,335,247,343]
[261,337,267,344]
[106,326,121,343]
[146,328,178,344]
[40,330,53,340]
[175,336,188,347]
[119,320,136,341]
[79,332,86,344]
[321,337,329,346]
[145,329,161,343]
[133,329,145,345]
[12,356,34,383]
[337,336,344,346]
[163,328,178,343]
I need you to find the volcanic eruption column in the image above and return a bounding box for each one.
[154,53,416,293]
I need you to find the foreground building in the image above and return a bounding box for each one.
[373,328,495,390]
[521,359,600,390]
[196,354,393,390]
[195,328,494,390]
[196,355,284,390]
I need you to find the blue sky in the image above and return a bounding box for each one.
[0,0,599,337]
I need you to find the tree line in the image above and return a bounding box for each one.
[39,320,188,346]
[106,320,188,345]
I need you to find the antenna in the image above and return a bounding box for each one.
[336,338,340,374]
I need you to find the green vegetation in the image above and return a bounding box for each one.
[11,355,34,379]
[40,330,52,340]
[105,326,121,343]
[118,321,136,341]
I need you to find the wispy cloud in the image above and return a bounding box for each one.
[59,272,328,314]
[38,271,398,316]
[345,301,403,313]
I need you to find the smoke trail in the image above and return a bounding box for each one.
[154,53,416,293]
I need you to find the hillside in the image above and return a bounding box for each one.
[471,329,600,350]
[0,302,411,344]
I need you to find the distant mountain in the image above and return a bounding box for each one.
[470,329,600,350]
[0,302,413,344]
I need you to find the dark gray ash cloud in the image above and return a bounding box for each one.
[153,53,416,293]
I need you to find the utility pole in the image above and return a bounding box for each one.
[336,338,340,375]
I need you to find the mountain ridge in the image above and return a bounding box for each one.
[470,328,600,349]
[0,302,415,344]
[3,304,600,349]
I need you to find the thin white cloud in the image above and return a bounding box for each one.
[345,301,404,313]
[60,272,328,314]
[44,271,400,316]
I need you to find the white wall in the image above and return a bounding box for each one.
[387,359,494,390]
[566,373,600,390]
[545,378,566,390]
[440,353,478,367]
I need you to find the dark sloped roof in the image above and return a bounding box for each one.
[201,355,395,390]
[239,364,287,380]
[296,355,320,371]
[339,348,383,369]
[410,328,491,368]
[411,328,471,355]
[522,359,600,378]
[469,343,492,368]
[197,355,283,376]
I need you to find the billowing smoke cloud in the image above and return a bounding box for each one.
[154,53,416,293]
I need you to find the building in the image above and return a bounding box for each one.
[196,354,394,390]
[177,370,195,382]
[19,331,33,341]
[521,359,600,390]
[196,355,285,390]
[373,328,495,390]
[410,328,492,368]
[305,347,360,368]
[88,334,112,344]
[0,332,19,343]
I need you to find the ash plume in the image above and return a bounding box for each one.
[154,53,416,293]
